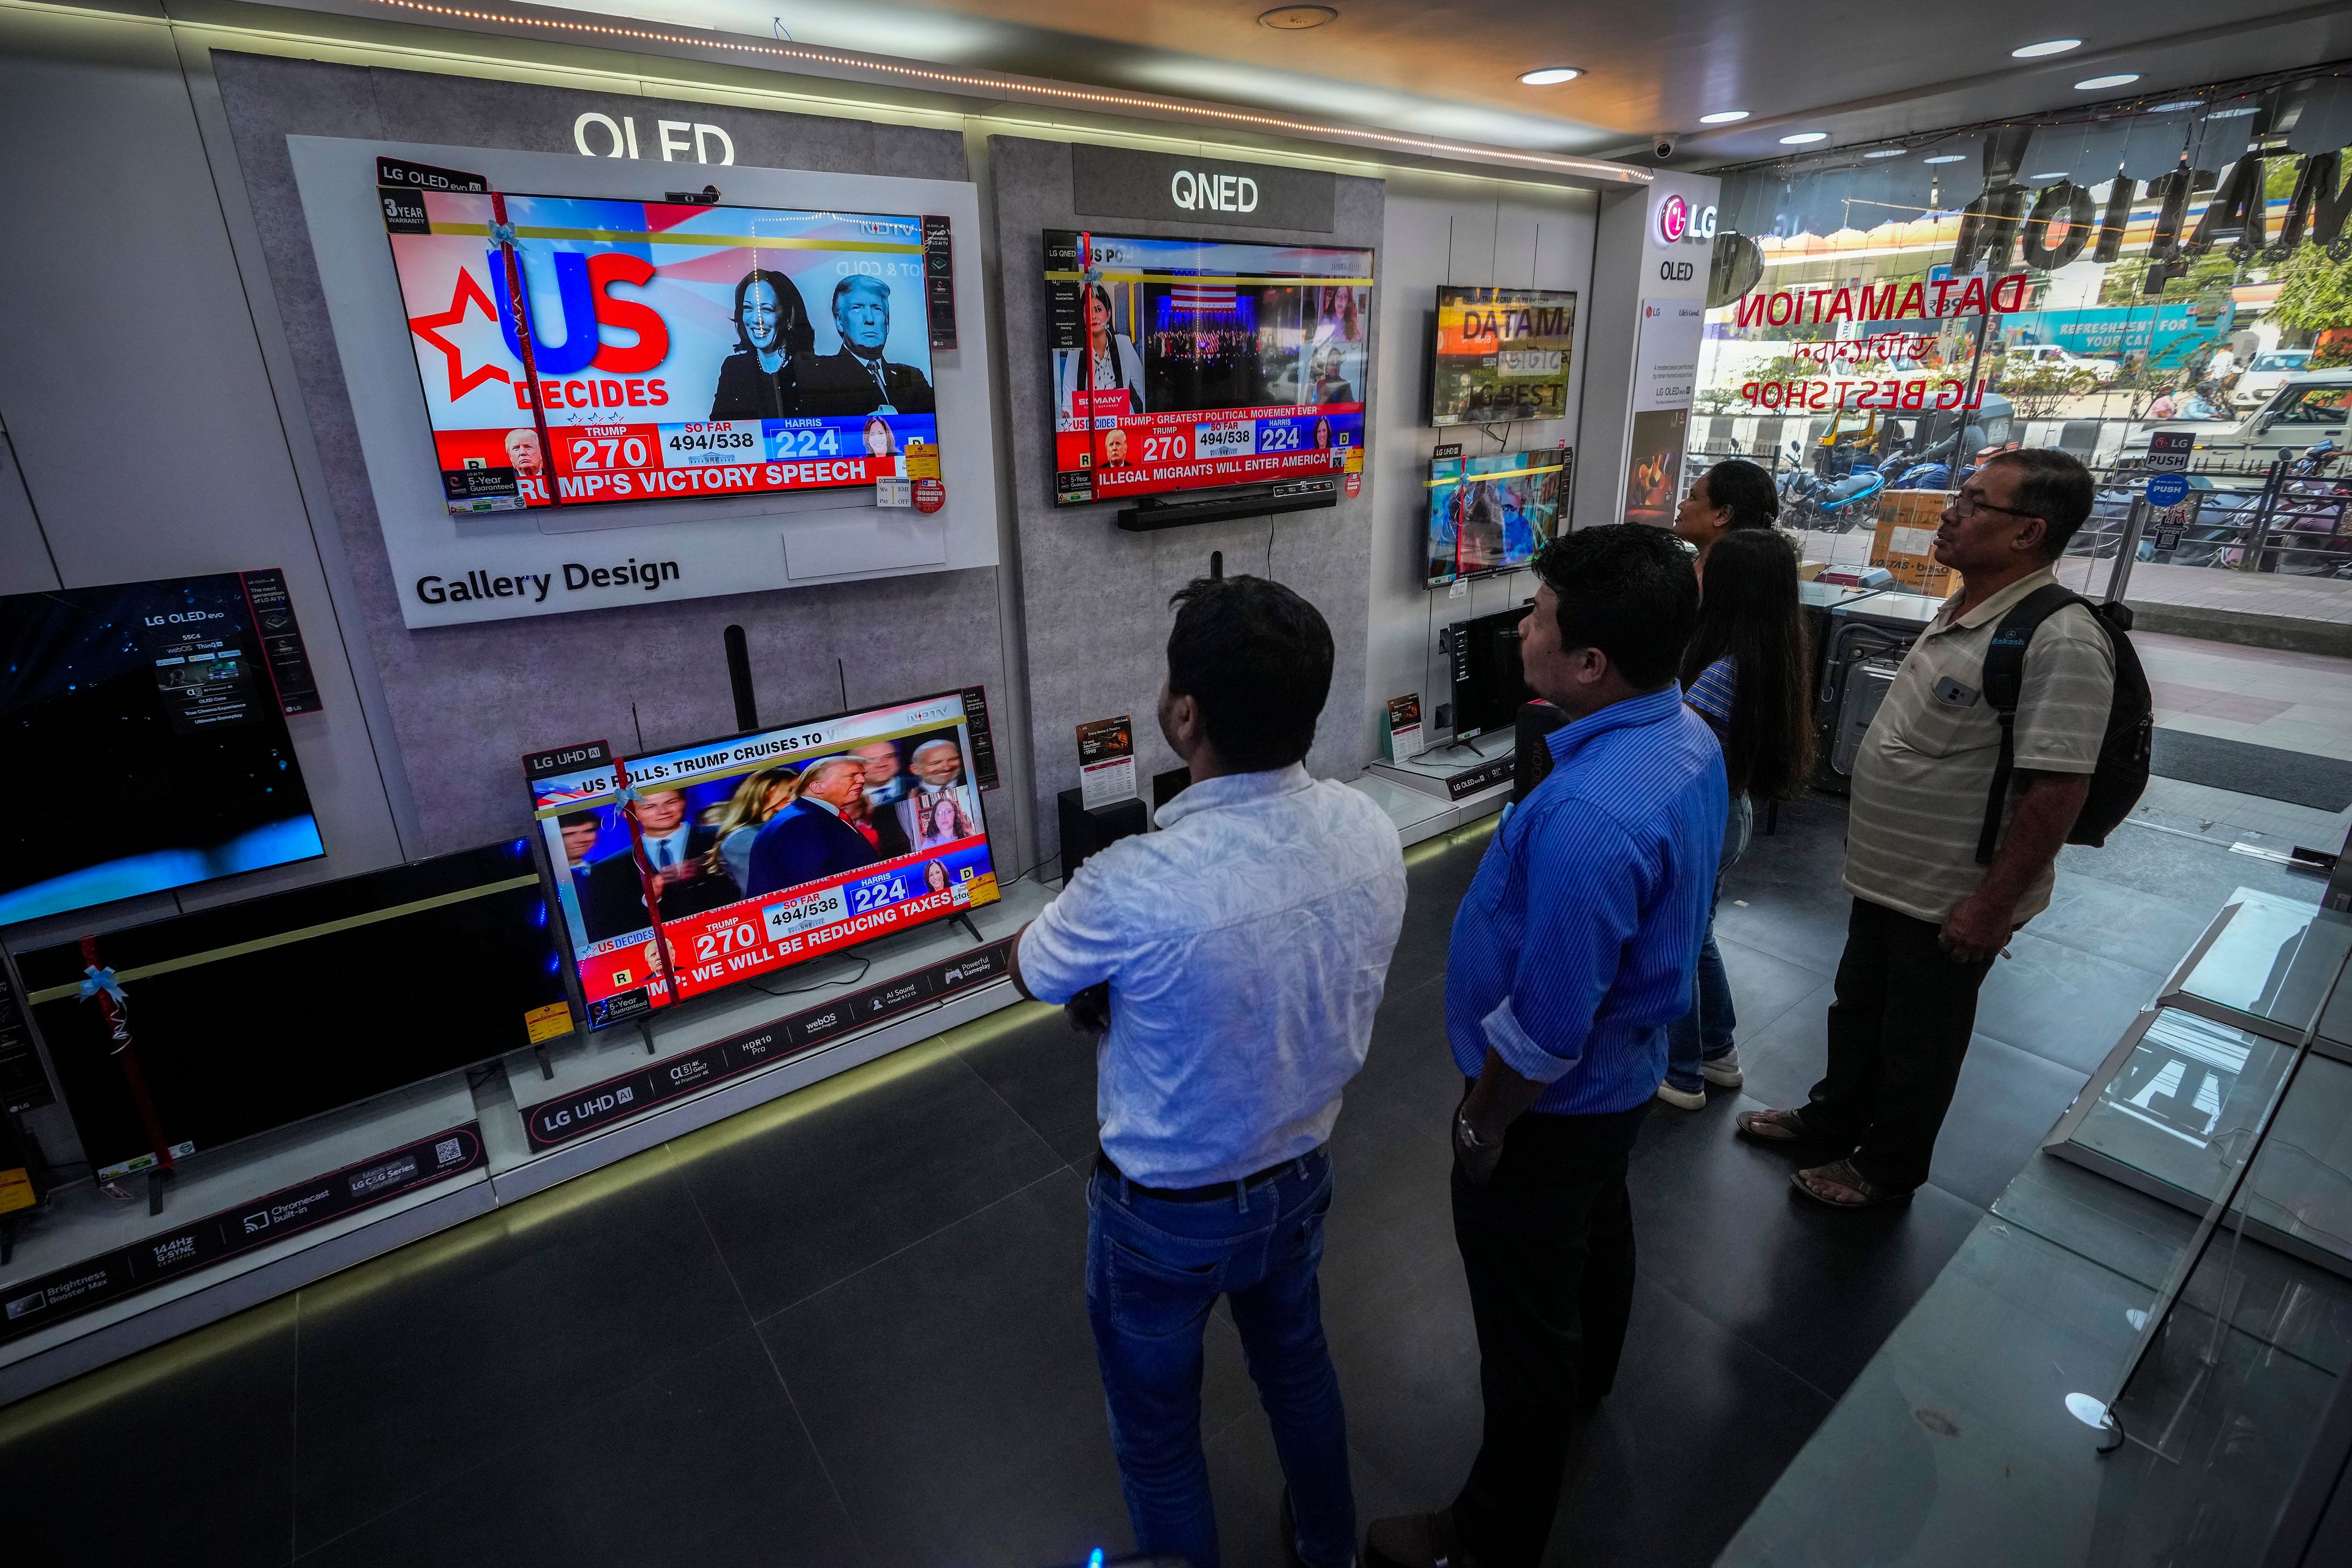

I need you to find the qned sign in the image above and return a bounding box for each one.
[1070,144,1335,233]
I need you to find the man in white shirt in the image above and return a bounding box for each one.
[1014,575,1406,1568]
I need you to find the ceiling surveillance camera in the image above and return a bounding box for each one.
[1653,135,1677,160]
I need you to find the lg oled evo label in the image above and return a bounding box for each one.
[1446,758,1517,799]
[521,938,1014,1148]
[0,1124,483,1345]
[236,569,323,715]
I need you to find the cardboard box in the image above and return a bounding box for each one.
[1870,491,1958,597]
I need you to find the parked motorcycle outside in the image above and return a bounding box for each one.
[1777,436,1886,534]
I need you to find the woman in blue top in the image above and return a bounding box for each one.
[1657,519,1815,1108]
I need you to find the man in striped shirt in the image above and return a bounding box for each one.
[1367,526,1724,1568]
[1738,450,2114,1208]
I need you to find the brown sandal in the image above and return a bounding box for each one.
[1734,1107,1815,1145]
[1790,1158,1915,1210]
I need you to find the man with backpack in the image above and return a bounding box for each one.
[1738,449,2148,1208]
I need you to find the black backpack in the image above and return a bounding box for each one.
[1975,585,2152,865]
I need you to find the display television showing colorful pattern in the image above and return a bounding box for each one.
[527,692,998,1028]
[1430,287,1576,426]
[1045,230,1372,506]
[388,190,939,514]
[1425,450,1567,587]
[0,573,323,924]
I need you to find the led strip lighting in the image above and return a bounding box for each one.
[360,0,1651,183]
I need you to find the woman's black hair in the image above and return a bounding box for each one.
[1679,528,1815,799]
[731,269,815,356]
[1702,458,1781,532]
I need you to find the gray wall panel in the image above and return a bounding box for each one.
[987,136,1382,858]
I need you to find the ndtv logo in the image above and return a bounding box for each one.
[1171,170,1259,214]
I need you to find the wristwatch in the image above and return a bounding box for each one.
[1454,1107,1499,1154]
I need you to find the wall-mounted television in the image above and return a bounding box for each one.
[1446,604,1534,740]
[1430,286,1576,426]
[1045,230,1373,507]
[18,840,567,1180]
[0,573,323,925]
[527,690,999,1028]
[388,190,938,514]
[1425,449,1568,587]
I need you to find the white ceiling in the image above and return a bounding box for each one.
[557,0,2352,167]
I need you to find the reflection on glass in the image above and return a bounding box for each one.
[2177,893,2352,1037]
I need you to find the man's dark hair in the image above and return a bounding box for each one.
[1532,524,1699,690]
[1702,458,1780,530]
[1166,575,1335,772]
[1983,448,2095,559]
[557,809,600,831]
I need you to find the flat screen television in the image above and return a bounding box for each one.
[1448,604,1534,740]
[1430,287,1576,426]
[527,690,1000,1029]
[18,839,569,1180]
[0,573,323,925]
[387,189,938,514]
[1045,230,1373,507]
[1425,449,1569,587]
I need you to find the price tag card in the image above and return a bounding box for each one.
[875,476,913,508]
[1077,715,1137,808]
[904,441,941,480]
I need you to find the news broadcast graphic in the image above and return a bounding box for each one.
[386,189,940,514]
[0,573,325,925]
[17,842,566,1180]
[1430,287,1576,426]
[1425,449,1569,588]
[527,692,1000,1028]
[1045,230,1373,507]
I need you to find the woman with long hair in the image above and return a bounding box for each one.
[1673,457,1781,560]
[1656,526,1816,1109]
[712,765,798,893]
[709,269,815,420]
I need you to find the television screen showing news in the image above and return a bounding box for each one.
[0,573,324,925]
[526,693,998,1028]
[1430,286,1576,426]
[1044,230,1372,506]
[1426,450,1567,587]
[388,190,940,515]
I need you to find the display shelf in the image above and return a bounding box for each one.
[2157,889,2352,1059]
[1348,772,1464,848]
[1363,727,1517,809]
[0,1071,488,1398]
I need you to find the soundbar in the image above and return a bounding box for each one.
[1115,477,1340,532]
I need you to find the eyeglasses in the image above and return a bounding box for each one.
[1945,492,2042,522]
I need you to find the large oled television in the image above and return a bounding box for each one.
[0,573,324,925]
[527,690,999,1029]
[1045,230,1373,507]
[1430,286,1576,426]
[387,189,938,514]
[19,840,569,1180]
[1426,450,1569,587]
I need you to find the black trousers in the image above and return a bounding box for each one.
[1801,896,1997,1192]
[1449,1099,1649,1568]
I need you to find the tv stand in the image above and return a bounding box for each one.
[1116,477,1338,532]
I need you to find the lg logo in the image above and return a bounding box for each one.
[1171,170,1259,213]
[1654,193,1720,248]
[574,112,735,164]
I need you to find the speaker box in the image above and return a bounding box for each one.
[1513,699,1569,801]
[1058,787,1151,883]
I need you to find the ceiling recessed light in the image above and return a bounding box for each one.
[2075,73,2139,90]
[1780,131,1828,145]
[1698,110,1749,124]
[1923,153,1967,164]
[1864,148,1908,158]
[2011,39,2082,58]
[2145,99,2203,113]
[1517,66,1583,85]
[1258,5,1338,29]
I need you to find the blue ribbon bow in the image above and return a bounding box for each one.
[79,965,126,1005]
[488,220,518,247]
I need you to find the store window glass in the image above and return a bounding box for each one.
[1693,69,2352,606]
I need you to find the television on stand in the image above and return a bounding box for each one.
[1443,604,1535,741]
[527,690,1001,1030]
[1425,449,1569,587]
[1044,230,1374,526]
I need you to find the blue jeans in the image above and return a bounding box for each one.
[1086,1148,1353,1568]
[1666,792,1751,1095]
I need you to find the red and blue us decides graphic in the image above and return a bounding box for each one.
[390,192,940,513]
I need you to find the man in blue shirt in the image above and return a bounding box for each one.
[1013,576,1408,1568]
[1368,525,1724,1568]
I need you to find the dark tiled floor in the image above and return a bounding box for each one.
[0,793,2315,1567]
